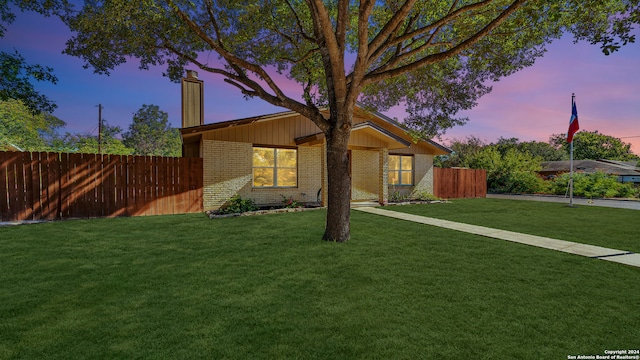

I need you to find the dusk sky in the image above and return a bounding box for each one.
[2,8,640,153]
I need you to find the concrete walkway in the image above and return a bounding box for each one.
[354,207,640,268]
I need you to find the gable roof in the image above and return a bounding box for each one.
[180,105,451,154]
[180,109,298,134]
[295,120,412,149]
[352,105,451,154]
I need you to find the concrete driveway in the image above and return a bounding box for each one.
[487,194,640,211]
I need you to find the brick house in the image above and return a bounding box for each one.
[179,71,450,210]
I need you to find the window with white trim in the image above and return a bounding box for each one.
[388,155,413,185]
[252,147,297,187]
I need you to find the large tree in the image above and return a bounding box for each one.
[0,99,65,151]
[436,136,565,168]
[122,104,182,157]
[51,121,134,155]
[466,145,543,194]
[550,130,639,161]
[434,135,486,168]
[494,137,566,161]
[62,0,637,241]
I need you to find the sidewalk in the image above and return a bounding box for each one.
[354,207,640,268]
[487,193,640,210]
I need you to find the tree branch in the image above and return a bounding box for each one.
[283,0,316,42]
[366,0,418,62]
[373,25,448,74]
[160,23,329,132]
[336,0,349,52]
[362,0,527,86]
[306,0,347,103]
[279,47,320,64]
[346,0,375,105]
[167,0,288,102]
[386,0,495,51]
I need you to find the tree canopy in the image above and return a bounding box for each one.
[60,0,639,241]
[63,1,637,136]
[435,135,565,168]
[467,145,543,194]
[51,122,134,155]
[0,51,58,115]
[550,130,639,161]
[0,99,65,151]
[0,0,71,114]
[122,104,181,157]
[494,137,565,161]
[434,135,486,168]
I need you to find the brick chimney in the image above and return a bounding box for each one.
[181,70,204,128]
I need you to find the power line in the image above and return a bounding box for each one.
[620,135,640,139]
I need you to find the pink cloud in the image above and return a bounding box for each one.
[445,36,640,154]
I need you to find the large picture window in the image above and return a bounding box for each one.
[388,155,413,185]
[253,147,297,187]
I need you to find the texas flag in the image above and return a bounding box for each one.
[567,98,579,143]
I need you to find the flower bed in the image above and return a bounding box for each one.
[207,206,324,219]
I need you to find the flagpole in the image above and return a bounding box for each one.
[570,137,574,206]
[569,93,575,207]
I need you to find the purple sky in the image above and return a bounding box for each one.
[2,9,639,153]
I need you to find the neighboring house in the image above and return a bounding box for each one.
[539,159,640,184]
[179,71,451,211]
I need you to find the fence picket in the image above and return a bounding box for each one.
[30,152,42,220]
[42,152,58,220]
[434,168,486,199]
[1,151,202,221]
[0,152,10,221]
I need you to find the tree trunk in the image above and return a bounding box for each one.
[322,117,352,242]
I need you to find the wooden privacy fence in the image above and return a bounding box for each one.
[433,167,487,199]
[1,151,203,222]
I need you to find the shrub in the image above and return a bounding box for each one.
[389,190,409,202]
[411,191,440,201]
[546,171,637,198]
[218,195,258,214]
[281,195,302,208]
[467,146,545,194]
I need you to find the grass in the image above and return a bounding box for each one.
[0,206,638,359]
[384,198,640,253]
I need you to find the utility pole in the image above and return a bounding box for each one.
[98,104,103,154]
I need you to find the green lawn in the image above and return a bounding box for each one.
[1,207,638,359]
[384,198,640,253]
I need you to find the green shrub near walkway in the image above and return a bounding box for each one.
[1,207,638,359]
[544,171,638,198]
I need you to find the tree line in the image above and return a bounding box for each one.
[436,134,640,197]
[0,100,182,157]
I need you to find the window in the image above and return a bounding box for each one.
[253,147,297,187]
[388,155,413,185]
